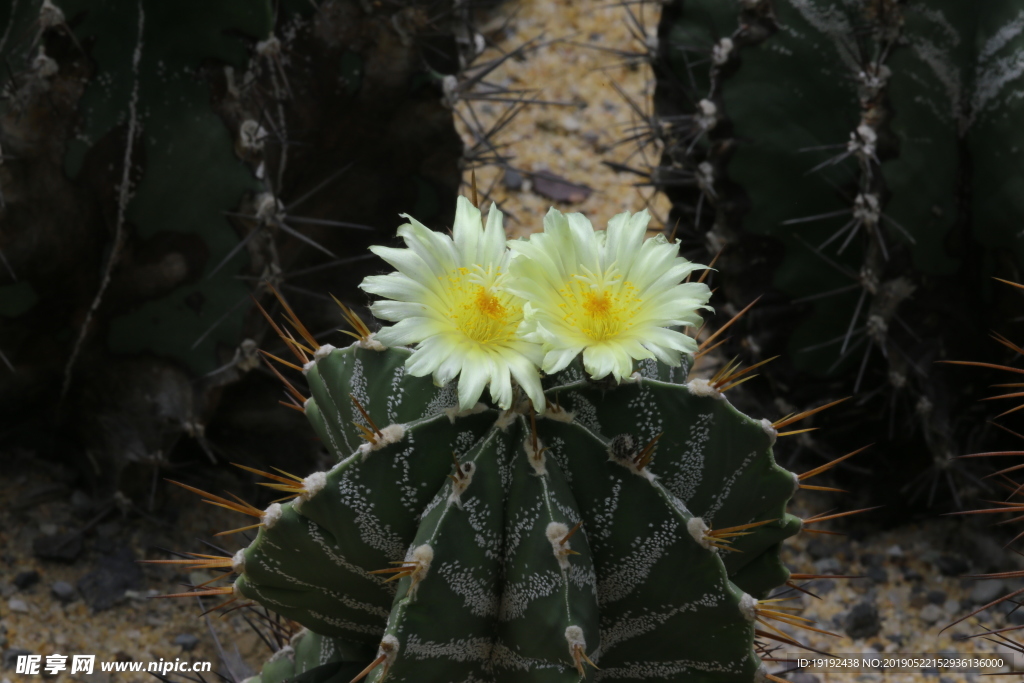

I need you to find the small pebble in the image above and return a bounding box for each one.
[866,566,887,583]
[969,579,1005,605]
[919,603,944,624]
[7,599,28,614]
[944,598,961,614]
[909,592,929,609]
[845,600,881,639]
[814,557,842,574]
[927,590,947,605]
[50,581,75,603]
[13,571,39,590]
[173,634,200,651]
[503,168,523,191]
[886,544,903,558]
[559,114,581,132]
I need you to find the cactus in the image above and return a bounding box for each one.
[161,199,868,683]
[0,0,463,492]
[645,0,1024,507]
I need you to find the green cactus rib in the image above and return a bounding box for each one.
[231,342,804,682]
[244,629,373,683]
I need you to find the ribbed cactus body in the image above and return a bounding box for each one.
[237,342,801,682]
[653,0,1024,502]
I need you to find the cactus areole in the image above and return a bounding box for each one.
[221,200,806,682]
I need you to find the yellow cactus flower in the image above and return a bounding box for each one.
[360,197,544,412]
[507,208,712,382]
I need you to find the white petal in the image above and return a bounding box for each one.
[481,202,507,264]
[369,300,429,321]
[543,345,585,375]
[457,351,491,410]
[397,220,458,278]
[605,210,647,271]
[485,354,513,410]
[452,196,483,263]
[501,348,546,412]
[566,212,600,273]
[405,335,454,377]
[373,317,441,346]
[582,344,619,380]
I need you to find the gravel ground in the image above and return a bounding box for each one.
[1,454,267,682]
[5,1,1024,682]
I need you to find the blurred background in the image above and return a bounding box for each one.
[3,0,1024,680]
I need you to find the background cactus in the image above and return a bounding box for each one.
[647,0,1024,510]
[0,0,465,496]
[172,311,862,683]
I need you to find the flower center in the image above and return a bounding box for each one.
[583,292,613,318]
[559,269,642,341]
[474,289,506,320]
[446,266,520,345]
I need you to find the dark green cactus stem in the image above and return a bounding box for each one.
[226,337,814,682]
[652,0,1024,506]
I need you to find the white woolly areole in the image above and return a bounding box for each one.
[760,418,777,445]
[405,544,434,600]
[687,378,724,399]
[565,625,586,654]
[495,410,517,430]
[357,423,406,458]
[231,549,246,574]
[267,645,294,664]
[541,406,575,423]
[302,471,328,501]
[712,37,734,65]
[754,665,769,683]
[687,516,714,551]
[313,344,336,360]
[525,436,547,476]
[301,360,315,375]
[262,502,283,529]
[739,593,758,622]
[546,522,572,570]
[448,463,476,509]
[377,634,400,671]
[790,471,800,495]
[445,402,488,424]
[356,334,387,351]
